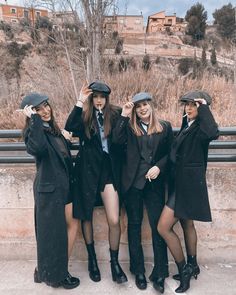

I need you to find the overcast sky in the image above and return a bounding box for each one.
[2,0,236,24]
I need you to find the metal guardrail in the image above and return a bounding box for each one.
[0,128,236,163]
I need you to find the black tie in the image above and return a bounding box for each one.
[98,112,104,126]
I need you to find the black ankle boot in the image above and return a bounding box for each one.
[109,249,128,284]
[173,255,200,281]
[175,263,193,293]
[152,277,165,294]
[86,242,101,282]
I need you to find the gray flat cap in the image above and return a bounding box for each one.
[89,81,111,95]
[132,92,152,104]
[20,92,49,109]
[180,90,212,105]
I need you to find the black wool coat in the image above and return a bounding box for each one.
[112,116,173,195]
[65,106,123,221]
[170,105,219,222]
[24,114,73,283]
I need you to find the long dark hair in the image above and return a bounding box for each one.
[22,103,61,139]
[82,93,119,139]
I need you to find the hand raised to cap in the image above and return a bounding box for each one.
[121,102,134,117]
[194,98,207,108]
[76,83,93,106]
[23,105,36,118]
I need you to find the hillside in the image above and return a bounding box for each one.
[0,25,235,129]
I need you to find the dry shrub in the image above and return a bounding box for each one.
[104,69,235,127]
[0,66,235,129]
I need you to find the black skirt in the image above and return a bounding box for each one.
[97,152,115,193]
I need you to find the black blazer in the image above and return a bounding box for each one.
[112,116,173,194]
[171,105,219,222]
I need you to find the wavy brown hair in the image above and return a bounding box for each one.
[130,100,163,136]
[82,93,120,139]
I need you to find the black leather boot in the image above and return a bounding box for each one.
[135,274,147,290]
[109,249,128,284]
[86,242,101,282]
[175,263,193,293]
[152,277,165,293]
[173,255,200,281]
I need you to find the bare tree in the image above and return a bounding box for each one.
[27,0,116,81]
[64,0,115,81]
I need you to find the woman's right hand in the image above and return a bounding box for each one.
[23,105,36,118]
[121,102,134,117]
[76,84,93,107]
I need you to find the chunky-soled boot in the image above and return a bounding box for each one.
[173,255,200,281]
[175,262,193,293]
[109,249,128,284]
[86,242,101,282]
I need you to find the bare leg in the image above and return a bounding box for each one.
[101,184,121,250]
[65,203,79,257]
[157,205,184,263]
[101,184,127,283]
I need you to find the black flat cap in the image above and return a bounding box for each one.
[88,81,111,95]
[180,90,212,105]
[20,92,49,109]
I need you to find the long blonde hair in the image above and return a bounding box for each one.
[130,100,163,136]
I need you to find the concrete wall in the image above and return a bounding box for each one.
[0,163,235,263]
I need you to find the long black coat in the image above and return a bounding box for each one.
[112,116,173,194]
[170,105,219,222]
[65,106,123,220]
[24,114,72,283]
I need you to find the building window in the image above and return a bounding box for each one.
[36,11,41,17]
[24,10,29,18]
[11,8,16,14]
[168,19,172,23]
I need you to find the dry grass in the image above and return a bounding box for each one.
[0,67,235,130]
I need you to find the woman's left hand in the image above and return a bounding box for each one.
[145,166,160,181]
[194,98,207,108]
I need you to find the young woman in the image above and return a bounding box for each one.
[21,92,79,289]
[65,81,127,284]
[158,91,219,293]
[112,92,173,293]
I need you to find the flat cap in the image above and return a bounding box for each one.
[88,81,111,95]
[180,90,212,105]
[20,92,49,109]
[132,92,152,104]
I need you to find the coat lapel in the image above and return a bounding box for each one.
[152,133,161,157]
[46,133,69,175]
[175,121,198,152]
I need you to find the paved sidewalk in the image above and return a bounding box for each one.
[0,260,235,295]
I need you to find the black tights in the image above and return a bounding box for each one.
[158,206,197,263]
[81,184,121,251]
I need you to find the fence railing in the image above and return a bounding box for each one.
[0,127,236,163]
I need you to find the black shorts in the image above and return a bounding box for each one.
[97,152,114,192]
[166,191,175,210]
